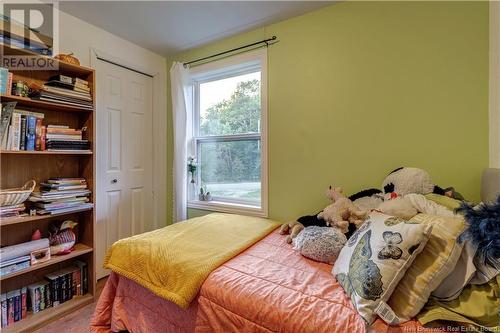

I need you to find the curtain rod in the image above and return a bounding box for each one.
[183,36,277,67]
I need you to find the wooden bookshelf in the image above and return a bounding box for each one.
[0,43,96,331]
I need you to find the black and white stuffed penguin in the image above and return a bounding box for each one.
[382,167,445,197]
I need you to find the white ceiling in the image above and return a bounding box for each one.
[59,1,333,56]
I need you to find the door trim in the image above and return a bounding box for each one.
[90,48,167,231]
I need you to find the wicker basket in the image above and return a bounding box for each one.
[0,180,36,207]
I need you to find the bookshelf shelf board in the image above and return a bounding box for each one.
[2,44,95,77]
[0,243,93,281]
[0,95,93,113]
[1,150,93,155]
[0,207,93,226]
[1,294,94,333]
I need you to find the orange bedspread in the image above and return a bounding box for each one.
[91,230,443,333]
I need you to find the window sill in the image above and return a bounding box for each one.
[188,200,267,218]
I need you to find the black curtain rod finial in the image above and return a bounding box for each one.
[183,35,278,67]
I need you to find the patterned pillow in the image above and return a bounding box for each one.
[388,214,465,321]
[332,212,432,325]
[293,226,346,264]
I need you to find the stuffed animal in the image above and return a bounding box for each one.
[377,193,457,220]
[457,196,500,269]
[280,186,364,243]
[49,220,78,255]
[317,186,367,234]
[279,213,328,244]
[382,167,445,196]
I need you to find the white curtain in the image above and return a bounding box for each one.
[170,62,191,222]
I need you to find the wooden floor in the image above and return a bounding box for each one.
[34,277,108,333]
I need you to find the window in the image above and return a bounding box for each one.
[188,50,267,216]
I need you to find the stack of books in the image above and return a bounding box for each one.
[0,256,30,277]
[0,261,88,328]
[0,203,26,219]
[45,125,90,152]
[29,178,92,215]
[32,74,92,110]
[0,102,46,151]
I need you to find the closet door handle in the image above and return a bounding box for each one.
[111,179,118,184]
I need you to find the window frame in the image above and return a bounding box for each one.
[187,49,268,217]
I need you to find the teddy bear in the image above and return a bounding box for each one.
[280,186,367,243]
[317,186,368,233]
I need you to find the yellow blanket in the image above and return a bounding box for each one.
[104,213,280,308]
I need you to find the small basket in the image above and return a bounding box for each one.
[0,180,36,207]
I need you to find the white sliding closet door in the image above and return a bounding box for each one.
[95,59,154,279]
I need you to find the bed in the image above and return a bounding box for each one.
[91,229,438,333]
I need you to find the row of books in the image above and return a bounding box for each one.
[0,102,45,151]
[0,68,13,95]
[29,178,93,215]
[31,75,93,110]
[0,261,88,328]
[0,102,91,152]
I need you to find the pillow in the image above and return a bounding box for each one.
[332,212,432,325]
[387,213,465,321]
[293,226,346,264]
[424,193,461,210]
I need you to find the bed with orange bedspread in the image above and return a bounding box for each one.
[91,230,442,333]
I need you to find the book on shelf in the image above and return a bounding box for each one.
[0,68,14,95]
[0,102,16,149]
[0,260,30,277]
[35,118,43,150]
[47,178,87,185]
[1,293,6,328]
[40,183,88,191]
[0,255,31,268]
[29,74,92,109]
[19,116,26,150]
[29,178,92,215]
[0,68,10,95]
[0,203,26,218]
[25,115,36,151]
[35,202,93,215]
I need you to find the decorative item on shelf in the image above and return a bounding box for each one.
[12,81,29,97]
[31,229,42,240]
[29,248,51,265]
[199,186,212,202]
[49,220,77,255]
[54,53,80,65]
[187,156,197,184]
[0,180,36,207]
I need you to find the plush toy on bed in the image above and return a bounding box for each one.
[280,186,367,243]
[457,196,500,269]
[292,226,347,264]
[382,167,446,197]
[317,186,367,233]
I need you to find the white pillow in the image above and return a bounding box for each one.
[332,212,432,325]
[293,226,346,264]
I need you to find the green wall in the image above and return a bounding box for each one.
[167,1,489,224]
